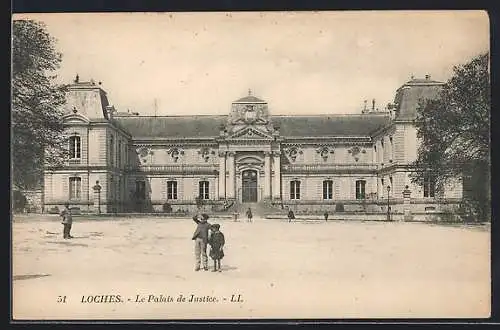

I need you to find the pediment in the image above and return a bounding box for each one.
[63,112,90,124]
[228,126,273,140]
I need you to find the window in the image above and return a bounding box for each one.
[424,174,436,198]
[69,136,81,159]
[118,140,122,167]
[323,180,333,200]
[199,181,209,200]
[167,181,178,200]
[109,135,114,166]
[110,175,114,200]
[136,181,146,200]
[69,177,81,200]
[356,180,366,200]
[290,180,301,200]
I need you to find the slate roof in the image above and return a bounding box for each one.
[114,114,391,139]
[405,78,443,85]
[394,79,444,121]
[273,115,391,137]
[115,116,226,138]
[233,95,266,103]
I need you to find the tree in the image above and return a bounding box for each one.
[12,20,68,190]
[411,52,490,221]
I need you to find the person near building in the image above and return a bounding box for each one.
[208,223,225,272]
[246,207,253,222]
[60,202,74,239]
[287,209,295,223]
[324,211,329,222]
[192,213,211,271]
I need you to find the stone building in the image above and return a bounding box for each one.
[43,75,463,215]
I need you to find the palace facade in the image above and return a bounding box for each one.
[43,75,463,215]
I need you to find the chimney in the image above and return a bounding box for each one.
[372,99,375,112]
[425,74,430,80]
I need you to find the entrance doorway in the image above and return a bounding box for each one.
[242,169,258,202]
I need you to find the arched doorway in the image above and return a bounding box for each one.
[241,169,258,202]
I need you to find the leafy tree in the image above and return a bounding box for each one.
[411,52,490,221]
[12,20,68,190]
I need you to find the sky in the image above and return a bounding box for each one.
[14,11,489,116]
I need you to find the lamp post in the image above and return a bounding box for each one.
[93,180,102,215]
[386,185,391,221]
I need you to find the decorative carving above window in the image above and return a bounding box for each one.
[284,145,303,162]
[167,147,185,162]
[348,146,366,162]
[136,146,153,164]
[198,147,216,162]
[315,145,335,161]
[229,103,269,125]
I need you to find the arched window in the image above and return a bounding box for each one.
[69,177,81,200]
[199,181,209,200]
[69,136,81,159]
[355,180,366,200]
[323,180,333,200]
[167,181,178,200]
[290,180,301,200]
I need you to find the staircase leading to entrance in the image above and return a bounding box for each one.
[233,201,284,218]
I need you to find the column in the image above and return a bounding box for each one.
[226,151,235,199]
[402,186,412,221]
[218,151,226,199]
[272,151,281,200]
[264,151,271,199]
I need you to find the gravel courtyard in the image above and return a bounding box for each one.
[12,215,490,320]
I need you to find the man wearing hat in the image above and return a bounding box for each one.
[60,202,74,239]
[192,213,211,271]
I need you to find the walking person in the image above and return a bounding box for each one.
[192,213,211,271]
[324,211,329,222]
[208,224,225,272]
[287,209,295,223]
[246,207,253,222]
[60,202,74,239]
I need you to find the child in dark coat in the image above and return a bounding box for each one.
[208,224,225,272]
[287,209,295,223]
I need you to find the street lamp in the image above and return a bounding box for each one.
[386,185,391,221]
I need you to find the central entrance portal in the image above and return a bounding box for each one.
[241,169,258,202]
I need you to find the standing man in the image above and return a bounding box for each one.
[246,207,253,222]
[192,213,211,271]
[324,211,329,222]
[60,202,73,239]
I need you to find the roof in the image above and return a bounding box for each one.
[394,81,444,120]
[273,115,391,137]
[115,116,226,138]
[405,78,444,85]
[115,114,391,138]
[233,95,266,103]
